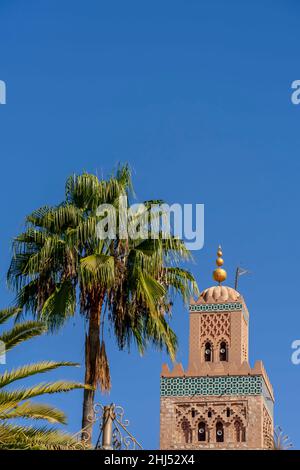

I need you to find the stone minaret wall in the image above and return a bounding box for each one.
[160,394,271,450]
[188,298,249,370]
[160,288,274,450]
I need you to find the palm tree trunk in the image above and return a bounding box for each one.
[81,293,103,446]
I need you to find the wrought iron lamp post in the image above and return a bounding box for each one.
[94,403,142,450]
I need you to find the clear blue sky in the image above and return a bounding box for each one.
[0,0,300,449]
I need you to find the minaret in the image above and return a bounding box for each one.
[160,247,274,450]
[188,246,249,369]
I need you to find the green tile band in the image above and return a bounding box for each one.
[189,302,243,312]
[160,375,263,397]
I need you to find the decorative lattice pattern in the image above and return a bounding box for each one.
[175,401,247,445]
[241,316,248,361]
[200,313,230,341]
[263,406,273,449]
[190,303,243,312]
[160,376,263,397]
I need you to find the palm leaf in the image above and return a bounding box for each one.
[0,361,78,388]
[0,423,83,450]
[0,304,89,448]
[0,381,90,408]
[0,308,21,325]
[136,270,166,314]
[41,281,76,330]
[163,266,199,303]
[0,321,46,352]
[0,401,66,424]
[80,254,115,289]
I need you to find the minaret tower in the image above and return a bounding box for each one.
[160,247,274,450]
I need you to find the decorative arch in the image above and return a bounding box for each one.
[198,421,207,442]
[234,419,246,443]
[216,421,225,443]
[204,340,213,362]
[218,339,228,362]
[180,417,192,444]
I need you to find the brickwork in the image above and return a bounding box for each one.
[263,405,273,449]
[160,395,266,449]
[188,299,249,368]
[241,315,248,362]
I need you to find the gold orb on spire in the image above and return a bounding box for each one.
[213,245,227,284]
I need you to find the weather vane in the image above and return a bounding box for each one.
[234,266,250,290]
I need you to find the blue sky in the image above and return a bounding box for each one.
[0,0,300,449]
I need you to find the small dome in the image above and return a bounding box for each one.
[199,285,240,303]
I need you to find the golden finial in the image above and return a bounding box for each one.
[213,245,227,284]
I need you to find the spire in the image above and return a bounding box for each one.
[213,245,227,284]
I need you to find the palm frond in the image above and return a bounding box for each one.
[41,281,76,331]
[0,381,90,408]
[136,270,166,314]
[0,361,78,388]
[0,308,21,326]
[163,267,199,303]
[26,206,53,229]
[0,423,83,450]
[0,401,66,424]
[0,321,46,352]
[80,254,115,289]
[143,311,177,361]
[0,302,89,449]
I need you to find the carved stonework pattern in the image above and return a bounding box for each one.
[241,316,248,361]
[200,313,230,348]
[263,406,273,449]
[175,401,247,445]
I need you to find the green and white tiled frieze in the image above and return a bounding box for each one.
[160,375,264,397]
[189,302,243,312]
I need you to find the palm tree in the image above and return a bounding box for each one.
[8,165,199,445]
[0,307,89,449]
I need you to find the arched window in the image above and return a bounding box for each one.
[181,417,192,444]
[198,421,206,442]
[216,421,224,443]
[234,420,246,443]
[204,342,213,362]
[226,407,231,418]
[219,341,228,361]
